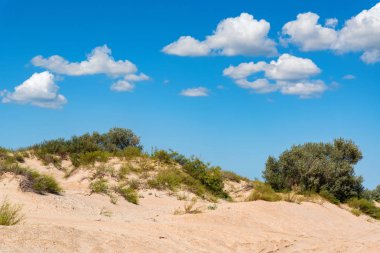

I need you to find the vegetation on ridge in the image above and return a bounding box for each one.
[1,128,379,220]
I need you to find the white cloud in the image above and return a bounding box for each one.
[32,45,149,91]
[224,54,328,98]
[282,3,380,64]
[335,3,380,53]
[162,36,210,56]
[360,49,380,64]
[223,54,320,81]
[343,74,356,80]
[325,18,338,28]
[180,87,209,97]
[1,71,67,109]
[163,13,277,57]
[279,80,327,98]
[282,12,338,51]
[265,54,321,81]
[110,80,135,92]
[223,61,267,79]
[235,78,278,93]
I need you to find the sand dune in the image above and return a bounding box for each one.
[1,167,380,253]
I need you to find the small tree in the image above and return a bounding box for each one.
[263,138,364,202]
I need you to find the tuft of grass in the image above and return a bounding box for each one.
[90,179,109,194]
[118,165,137,179]
[100,207,112,217]
[116,186,139,204]
[351,208,362,217]
[247,181,281,202]
[0,198,24,226]
[77,151,110,167]
[147,168,187,191]
[319,190,340,205]
[347,198,380,220]
[151,149,173,164]
[222,171,249,183]
[30,174,62,194]
[0,163,62,194]
[91,164,115,179]
[174,198,202,215]
[120,146,142,160]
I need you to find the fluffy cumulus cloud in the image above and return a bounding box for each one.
[32,45,149,91]
[180,87,209,97]
[163,13,277,57]
[281,12,338,51]
[224,54,328,98]
[1,71,67,109]
[282,3,380,63]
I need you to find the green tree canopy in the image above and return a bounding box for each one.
[263,138,364,202]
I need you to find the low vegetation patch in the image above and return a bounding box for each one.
[347,198,380,220]
[247,181,281,202]
[90,179,109,194]
[116,186,139,204]
[0,198,24,226]
[319,190,340,205]
[174,198,202,215]
[0,163,61,194]
[222,170,249,183]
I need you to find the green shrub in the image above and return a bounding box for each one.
[222,171,249,183]
[148,168,185,191]
[117,186,138,204]
[0,147,10,157]
[91,165,115,179]
[0,163,62,194]
[151,149,173,164]
[247,181,281,202]
[319,190,340,205]
[121,146,142,159]
[31,128,142,160]
[263,139,364,202]
[183,158,228,198]
[90,179,109,194]
[77,151,110,166]
[347,198,380,220]
[362,185,380,201]
[0,199,24,226]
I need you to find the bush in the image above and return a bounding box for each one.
[263,139,364,202]
[222,171,249,183]
[31,174,62,194]
[0,163,62,194]
[0,199,24,226]
[77,151,110,166]
[151,149,173,164]
[319,190,340,205]
[117,186,138,204]
[183,158,228,198]
[247,181,281,202]
[121,146,142,159]
[31,128,142,159]
[90,179,109,194]
[148,168,185,191]
[362,185,380,201]
[347,198,380,220]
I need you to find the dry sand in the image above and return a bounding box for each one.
[1,161,380,253]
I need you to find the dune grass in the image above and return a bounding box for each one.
[0,163,61,194]
[116,186,139,204]
[347,198,380,220]
[247,181,281,202]
[0,198,24,226]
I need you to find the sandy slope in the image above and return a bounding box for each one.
[1,163,380,252]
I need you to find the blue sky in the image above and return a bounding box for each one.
[0,0,379,188]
